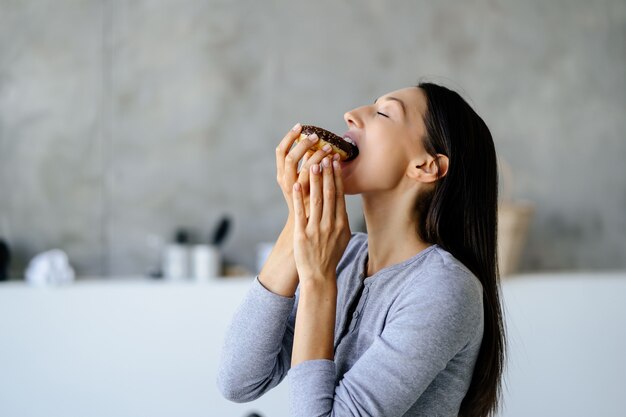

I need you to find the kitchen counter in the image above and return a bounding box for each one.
[0,276,287,417]
[1,272,625,417]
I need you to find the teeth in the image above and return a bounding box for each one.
[343,136,357,147]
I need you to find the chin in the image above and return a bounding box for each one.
[341,176,366,196]
[339,161,358,195]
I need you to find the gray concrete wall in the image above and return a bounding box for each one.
[1,0,625,277]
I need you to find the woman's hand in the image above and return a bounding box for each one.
[292,156,351,284]
[258,124,338,298]
[276,124,338,218]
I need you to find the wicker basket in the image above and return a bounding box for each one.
[498,202,534,277]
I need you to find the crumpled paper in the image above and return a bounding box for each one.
[25,249,75,286]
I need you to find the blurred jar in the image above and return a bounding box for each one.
[191,244,221,281]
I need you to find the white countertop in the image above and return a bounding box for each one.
[1,272,625,417]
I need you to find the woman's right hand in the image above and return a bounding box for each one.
[275,123,337,218]
[259,123,336,297]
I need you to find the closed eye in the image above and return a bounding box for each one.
[377,111,389,118]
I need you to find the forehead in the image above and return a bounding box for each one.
[379,87,427,122]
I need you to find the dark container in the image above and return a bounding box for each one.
[0,239,10,281]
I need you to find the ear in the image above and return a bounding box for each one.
[409,154,449,184]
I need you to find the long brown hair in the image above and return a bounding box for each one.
[416,82,506,417]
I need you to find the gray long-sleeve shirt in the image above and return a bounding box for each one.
[217,232,484,416]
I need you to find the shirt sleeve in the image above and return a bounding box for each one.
[217,277,298,402]
[287,270,483,417]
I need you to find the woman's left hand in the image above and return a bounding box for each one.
[292,156,352,284]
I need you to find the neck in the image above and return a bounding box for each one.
[361,189,431,277]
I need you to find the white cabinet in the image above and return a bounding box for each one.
[1,273,625,417]
[0,277,287,417]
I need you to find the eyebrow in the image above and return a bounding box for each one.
[374,96,407,117]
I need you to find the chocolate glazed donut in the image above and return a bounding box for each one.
[297,125,359,162]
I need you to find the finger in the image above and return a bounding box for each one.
[298,151,311,174]
[309,163,323,227]
[297,145,332,182]
[276,123,302,180]
[321,157,336,228]
[285,133,320,184]
[292,182,307,232]
[303,144,332,171]
[299,145,331,172]
[333,160,347,219]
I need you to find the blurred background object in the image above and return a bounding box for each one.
[498,159,535,277]
[498,202,535,277]
[0,238,10,281]
[24,248,75,286]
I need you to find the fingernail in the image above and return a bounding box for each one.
[333,160,340,169]
[323,157,330,168]
[309,133,319,142]
[311,164,320,174]
[322,144,332,152]
[292,123,301,131]
[293,182,301,191]
[333,154,340,161]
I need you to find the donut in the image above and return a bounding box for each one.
[297,125,359,162]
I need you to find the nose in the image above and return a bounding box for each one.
[343,106,362,128]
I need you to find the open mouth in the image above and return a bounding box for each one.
[340,134,359,161]
[342,136,357,147]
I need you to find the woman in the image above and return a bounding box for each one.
[218,82,505,417]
